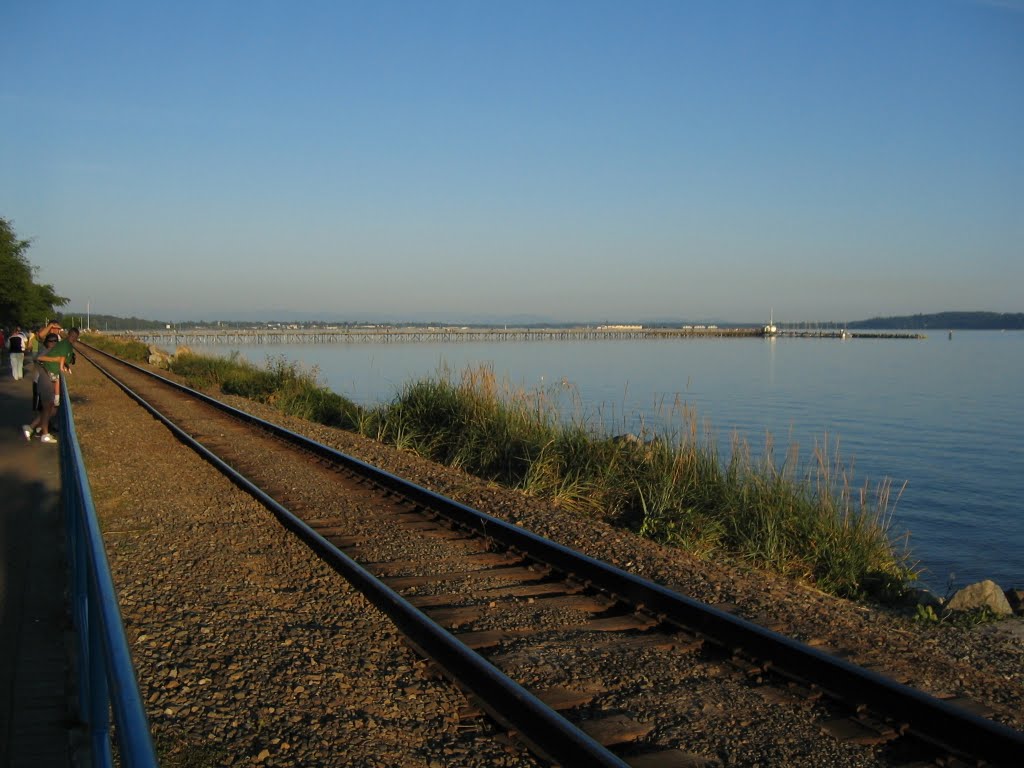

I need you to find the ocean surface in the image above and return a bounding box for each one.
[197,331,1023,592]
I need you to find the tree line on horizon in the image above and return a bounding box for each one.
[846,312,1024,330]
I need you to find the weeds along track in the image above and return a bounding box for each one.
[80,346,1024,768]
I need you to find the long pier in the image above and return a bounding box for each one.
[124,327,925,346]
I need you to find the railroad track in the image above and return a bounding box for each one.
[79,345,1024,767]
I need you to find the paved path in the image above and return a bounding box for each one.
[0,362,73,767]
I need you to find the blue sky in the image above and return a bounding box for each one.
[2,0,1022,323]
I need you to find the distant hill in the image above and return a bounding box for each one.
[847,312,1024,330]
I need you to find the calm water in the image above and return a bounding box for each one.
[199,332,1023,592]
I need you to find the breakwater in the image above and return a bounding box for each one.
[125,327,926,345]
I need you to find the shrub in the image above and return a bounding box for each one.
[82,333,151,362]
[168,351,365,429]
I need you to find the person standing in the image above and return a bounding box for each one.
[8,326,27,380]
[24,333,58,441]
[26,325,40,365]
[48,326,80,414]
[24,328,78,444]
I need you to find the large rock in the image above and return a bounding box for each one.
[147,344,172,369]
[945,580,1013,616]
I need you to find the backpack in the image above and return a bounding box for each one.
[8,334,23,353]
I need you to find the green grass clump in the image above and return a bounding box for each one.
[167,350,247,389]
[167,351,363,430]
[711,434,911,597]
[373,367,554,482]
[276,384,361,429]
[82,333,151,362]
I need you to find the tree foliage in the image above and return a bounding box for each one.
[849,312,1024,330]
[0,217,68,326]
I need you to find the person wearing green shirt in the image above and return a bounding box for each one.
[40,328,78,376]
[24,327,79,444]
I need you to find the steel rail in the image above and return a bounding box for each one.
[79,346,630,767]
[81,345,1024,766]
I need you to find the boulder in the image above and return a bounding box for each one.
[945,580,1013,616]
[146,344,172,369]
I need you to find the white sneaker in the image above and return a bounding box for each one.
[21,425,33,441]
[40,433,57,444]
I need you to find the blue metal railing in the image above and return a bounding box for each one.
[57,376,159,767]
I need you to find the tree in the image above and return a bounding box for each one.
[0,217,68,326]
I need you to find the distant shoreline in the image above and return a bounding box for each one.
[60,310,1023,333]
